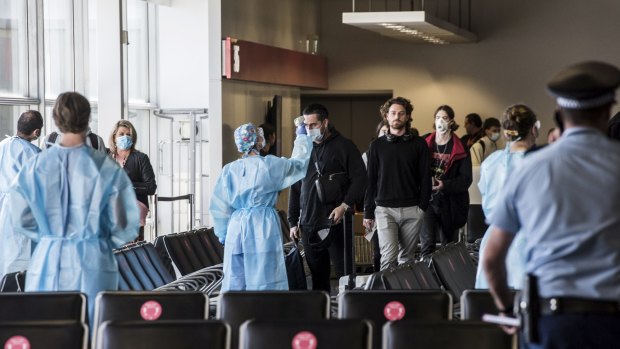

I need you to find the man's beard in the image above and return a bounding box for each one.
[391,120,406,130]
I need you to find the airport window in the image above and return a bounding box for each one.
[44,0,75,98]
[0,0,29,97]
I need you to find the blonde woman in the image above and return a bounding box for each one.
[109,120,157,241]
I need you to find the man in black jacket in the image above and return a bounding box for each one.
[288,103,367,294]
[363,97,431,270]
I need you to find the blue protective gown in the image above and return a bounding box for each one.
[10,144,139,322]
[0,136,41,277]
[210,134,312,291]
[475,146,527,289]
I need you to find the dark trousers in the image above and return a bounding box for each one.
[526,313,620,349]
[419,203,457,257]
[301,222,351,294]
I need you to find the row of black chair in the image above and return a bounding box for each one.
[0,289,515,349]
[363,242,477,301]
[1,318,512,349]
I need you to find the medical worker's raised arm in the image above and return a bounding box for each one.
[277,134,312,190]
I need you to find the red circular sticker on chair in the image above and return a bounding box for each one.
[384,301,406,321]
[4,336,30,349]
[140,300,163,320]
[291,331,317,349]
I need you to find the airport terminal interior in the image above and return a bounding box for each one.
[1,0,620,348]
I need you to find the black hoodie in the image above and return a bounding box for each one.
[288,125,367,231]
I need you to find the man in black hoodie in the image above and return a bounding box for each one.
[288,103,367,294]
[363,97,431,270]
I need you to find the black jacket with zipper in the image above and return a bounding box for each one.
[288,126,367,232]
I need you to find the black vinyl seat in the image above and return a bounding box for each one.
[430,243,477,300]
[217,291,330,349]
[240,319,371,349]
[155,229,224,276]
[381,262,442,290]
[114,242,176,291]
[383,320,513,349]
[195,228,224,263]
[338,290,452,349]
[0,292,87,323]
[92,291,208,345]
[460,289,518,320]
[0,321,88,349]
[363,270,386,290]
[95,320,229,349]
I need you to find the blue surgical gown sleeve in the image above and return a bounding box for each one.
[275,134,312,190]
[9,170,40,242]
[105,175,141,248]
[210,165,233,244]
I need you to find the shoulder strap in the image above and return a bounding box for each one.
[477,138,485,153]
[88,133,99,150]
[46,132,58,148]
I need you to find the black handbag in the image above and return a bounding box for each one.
[313,151,347,204]
[314,172,347,204]
[284,240,307,290]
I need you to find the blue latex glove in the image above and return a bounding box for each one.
[296,123,307,135]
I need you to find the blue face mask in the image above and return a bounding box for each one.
[116,135,133,150]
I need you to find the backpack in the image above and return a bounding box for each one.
[47,132,99,150]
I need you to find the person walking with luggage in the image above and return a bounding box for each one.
[210,122,312,291]
[10,92,140,324]
[483,61,620,348]
[0,110,43,277]
[419,105,472,258]
[288,103,367,294]
[363,97,431,270]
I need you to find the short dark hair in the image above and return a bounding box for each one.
[259,123,276,139]
[17,110,43,134]
[465,113,483,128]
[302,103,329,121]
[561,104,610,127]
[482,117,501,130]
[53,92,91,133]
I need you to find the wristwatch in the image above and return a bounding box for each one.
[340,202,350,212]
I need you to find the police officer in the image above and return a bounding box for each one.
[483,61,620,348]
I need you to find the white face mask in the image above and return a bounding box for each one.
[307,123,325,142]
[435,119,449,134]
[490,132,500,142]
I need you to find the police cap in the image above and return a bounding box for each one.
[547,61,620,109]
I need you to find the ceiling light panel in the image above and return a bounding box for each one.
[342,11,477,44]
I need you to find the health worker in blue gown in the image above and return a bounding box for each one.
[0,110,43,277]
[210,122,312,291]
[475,104,539,289]
[10,92,140,322]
